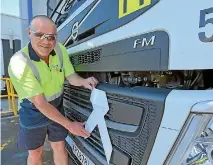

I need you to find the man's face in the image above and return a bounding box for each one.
[28,20,57,57]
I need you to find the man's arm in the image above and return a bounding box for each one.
[30,94,89,137]
[59,43,98,90]
[30,94,69,127]
[66,73,98,90]
[66,72,85,86]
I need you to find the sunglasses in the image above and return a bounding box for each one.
[30,29,57,41]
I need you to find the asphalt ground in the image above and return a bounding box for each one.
[1,116,54,165]
[1,97,76,165]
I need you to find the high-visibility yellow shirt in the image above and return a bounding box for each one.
[8,42,75,128]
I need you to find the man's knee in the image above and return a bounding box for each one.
[28,146,43,161]
[51,141,66,152]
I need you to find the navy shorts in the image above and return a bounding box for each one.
[17,121,68,150]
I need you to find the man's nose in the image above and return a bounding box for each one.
[41,37,49,44]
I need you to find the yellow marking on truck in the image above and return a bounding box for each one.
[1,139,13,151]
[119,0,152,18]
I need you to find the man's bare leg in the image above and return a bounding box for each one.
[51,141,68,165]
[27,146,43,165]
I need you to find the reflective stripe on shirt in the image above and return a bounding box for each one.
[45,88,64,102]
[19,51,41,83]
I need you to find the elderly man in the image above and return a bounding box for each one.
[8,15,98,165]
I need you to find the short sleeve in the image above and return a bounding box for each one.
[59,43,75,78]
[8,53,44,100]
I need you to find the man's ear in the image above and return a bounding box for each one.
[27,28,31,37]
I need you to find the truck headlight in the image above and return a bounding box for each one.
[165,113,213,165]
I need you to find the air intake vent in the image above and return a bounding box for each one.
[70,49,101,65]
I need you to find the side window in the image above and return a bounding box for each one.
[47,0,85,27]
[63,0,79,13]
[47,0,61,18]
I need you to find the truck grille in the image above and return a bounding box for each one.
[70,49,101,65]
[65,108,105,156]
[64,85,106,156]
[63,84,166,165]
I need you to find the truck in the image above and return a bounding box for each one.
[47,0,213,164]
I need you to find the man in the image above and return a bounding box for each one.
[8,15,98,165]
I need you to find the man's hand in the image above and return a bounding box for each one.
[82,77,99,90]
[65,121,90,138]
[66,73,99,90]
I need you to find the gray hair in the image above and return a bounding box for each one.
[29,15,56,30]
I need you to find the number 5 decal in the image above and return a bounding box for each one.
[199,7,213,42]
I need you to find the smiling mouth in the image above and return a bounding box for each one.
[40,45,50,49]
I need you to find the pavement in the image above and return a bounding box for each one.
[1,98,74,165]
[1,116,55,165]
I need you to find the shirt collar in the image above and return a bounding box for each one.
[28,42,56,61]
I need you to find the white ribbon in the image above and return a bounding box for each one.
[85,88,112,164]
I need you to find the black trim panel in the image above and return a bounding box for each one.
[70,31,169,71]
